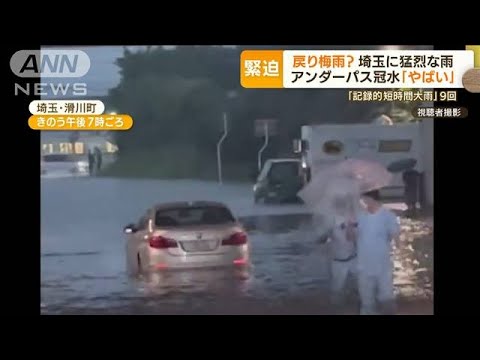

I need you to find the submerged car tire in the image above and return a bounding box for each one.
[254,195,265,204]
[127,253,142,276]
[264,196,276,204]
[136,253,142,274]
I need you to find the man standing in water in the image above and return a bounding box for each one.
[402,168,421,217]
[87,149,95,176]
[314,194,359,309]
[357,189,401,315]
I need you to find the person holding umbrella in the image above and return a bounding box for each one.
[309,177,361,309]
[298,158,398,314]
[324,193,360,308]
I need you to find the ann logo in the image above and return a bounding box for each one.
[10,49,90,78]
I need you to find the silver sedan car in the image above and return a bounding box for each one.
[124,201,250,274]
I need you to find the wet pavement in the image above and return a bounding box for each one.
[41,177,433,315]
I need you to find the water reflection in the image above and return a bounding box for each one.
[137,267,252,297]
[394,218,433,300]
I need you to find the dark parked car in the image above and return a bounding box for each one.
[253,158,304,204]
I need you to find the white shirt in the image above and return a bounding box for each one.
[312,213,357,260]
[357,207,400,275]
[329,215,357,260]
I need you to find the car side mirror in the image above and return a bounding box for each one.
[124,223,137,234]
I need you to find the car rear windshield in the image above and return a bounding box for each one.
[269,162,300,182]
[155,206,235,227]
[42,154,85,162]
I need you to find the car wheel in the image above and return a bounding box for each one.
[263,196,274,204]
[126,252,138,277]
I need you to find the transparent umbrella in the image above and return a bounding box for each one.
[298,158,393,210]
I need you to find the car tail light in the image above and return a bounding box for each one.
[222,232,248,246]
[149,235,178,249]
[233,258,247,265]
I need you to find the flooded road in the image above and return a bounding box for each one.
[41,177,433,314]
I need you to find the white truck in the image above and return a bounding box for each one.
[293,121,433,200]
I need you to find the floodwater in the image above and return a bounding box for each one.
[41,177,433,315]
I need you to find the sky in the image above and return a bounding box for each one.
[40,46,237,99]
[41,46,140,98]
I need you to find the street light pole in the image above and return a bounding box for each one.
[258,123,269,172]
[217,112,228,184]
